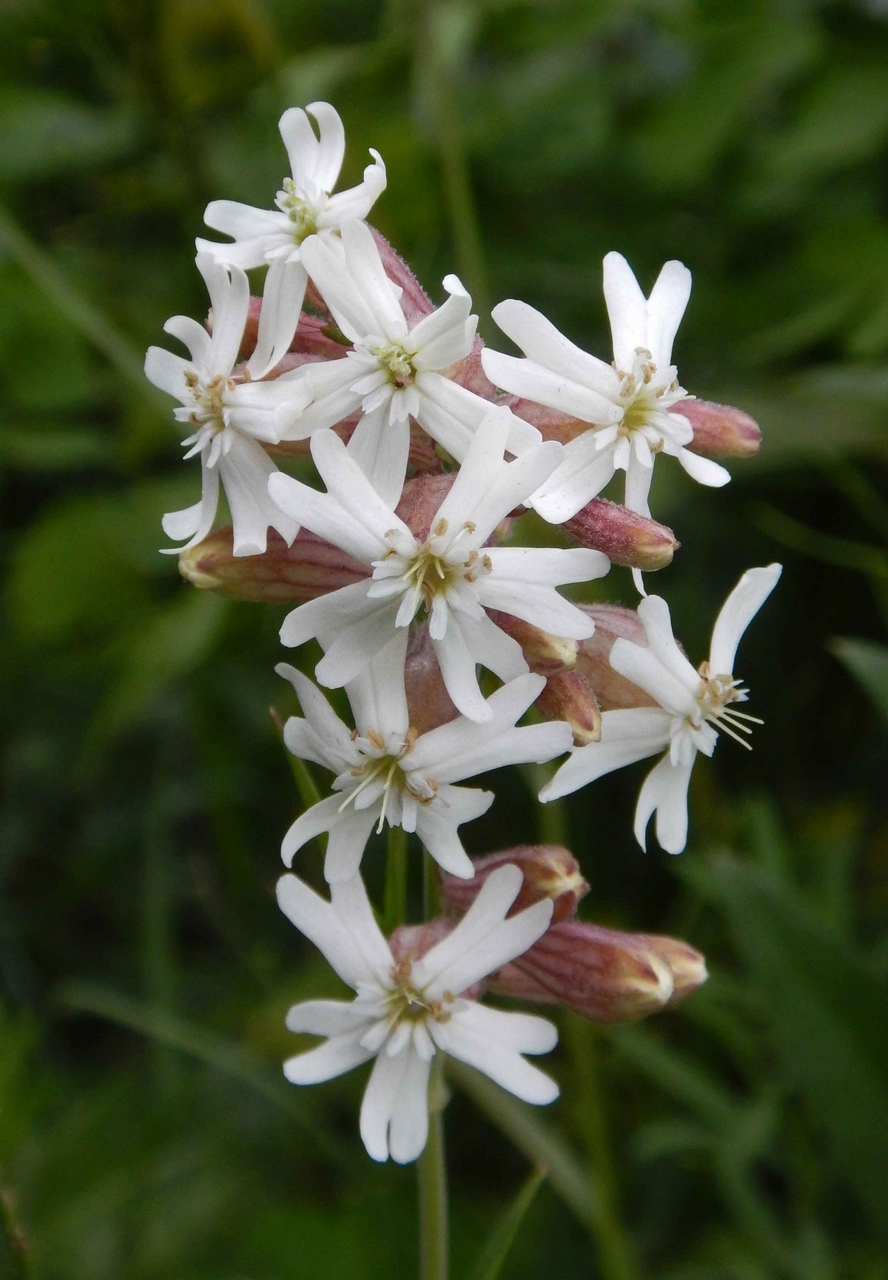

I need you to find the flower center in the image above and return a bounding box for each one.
[386,957,454,1026]
[376,519,491,621]
[184,370,230,431]
[338,728,436,832]
[275,178,319,242]
[614,348,684,439]
[693,661,762,750]
[371,340,416,388]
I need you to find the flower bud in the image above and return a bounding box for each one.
[535,668,601,744]
[395,473,455,541]
[675,399,761,459]
[439,846,589,924]
[485,611,578,677]
[178,528,367,601]
[564,499,678,571]
[636,934,708,1006]
[370,226,435,325]
[405,625,460,735]
[490,921,676,1023]
[447,338,500,401]
[573,605,658,711]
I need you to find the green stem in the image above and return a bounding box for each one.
[563,1016,640,1280]
[384,825,409,933]
[423,848,441,919]
[419,1056,449,1280]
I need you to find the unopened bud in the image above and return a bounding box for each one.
[395,473,455,541]
[448,338,500,401]
[676,400,762,460]
[490,921,676,1023]
[440,847,589,924]
[564,499,678,571]
[405,625,460,735]
[370,226,435,325]
[535,668,601,744]
[636,934,708,1006]
[574,605,658,711]
[179,527,367,601]
[486,612,578,677]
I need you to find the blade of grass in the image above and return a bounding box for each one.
[470,1165,547,1280]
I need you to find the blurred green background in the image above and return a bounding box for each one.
[3,0,888,1276]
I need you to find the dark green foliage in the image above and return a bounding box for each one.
[1,0,888,1275]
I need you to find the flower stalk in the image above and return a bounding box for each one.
[419,1055,450,1280]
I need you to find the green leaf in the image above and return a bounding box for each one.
[470,1165,547,1280]
[711,856,888,1233]
[829,637,888,726]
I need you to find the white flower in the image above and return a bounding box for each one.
[269,415,608,720]
[278,655,573,882]
[277,863,559,1163]
[481,252,731,524]
[144,254,312,556]
[196,103,386,375]
[274,218,541,504]
[540,565,782,854]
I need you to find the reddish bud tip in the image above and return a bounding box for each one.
[440,846,589,925]
[535,669,601,744]
[178,528,367,602]
[490,921,676,1023]
[564,499,678,571]
[676,399,762,460]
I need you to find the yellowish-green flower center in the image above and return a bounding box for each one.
[371,341,416,387]
[277,178,319,242]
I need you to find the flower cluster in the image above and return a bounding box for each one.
[147,103,779,1164]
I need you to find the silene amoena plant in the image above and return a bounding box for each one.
[146,101,780,1275]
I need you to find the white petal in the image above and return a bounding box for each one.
[637,595,700,693]
[609,638,699,717]
[481,351,620,425]
[602,252,647,371]
[346,402,409,507]
[360,1046,417,1163]
[676,447,731,488]
[305,101,346,192]
[278,581,374,649]
[645,259,692,368]
[145,345,190,401]
[220,433,298,556]
[633,752,694,853]
[323,805,379,883]
[409,280,476,371]
[708,564,782,677]
[405,673,547,778]
[162,315,213,367]
[301,220,406,344]
[488,298,620,395]
[195,253,249,377]
[483,546,608,588]
[279,106,321,186]
[414,374,541,463]
[246,258,308,380]
[530,433,618,524]
[276,870,387,987]
[311,429,409,548]
[623,449,654,517]
[203,200,285,243]
[286,999,371,1037]
[412,785,493,877]
[344,630,410,740]
[540,708,674,801]
[315,599,401,688]
[452,1003,557,1055]
[454,611,527,684]
[319,149,387,225]
[431,618,491,723]
[432,1013,559,1105]
[160,456,219,552]
[284,1028,374,1084]
[330,875,397,977]
[476,577,597,641]
[280,795,345,868]
[388,1049,432,1164]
